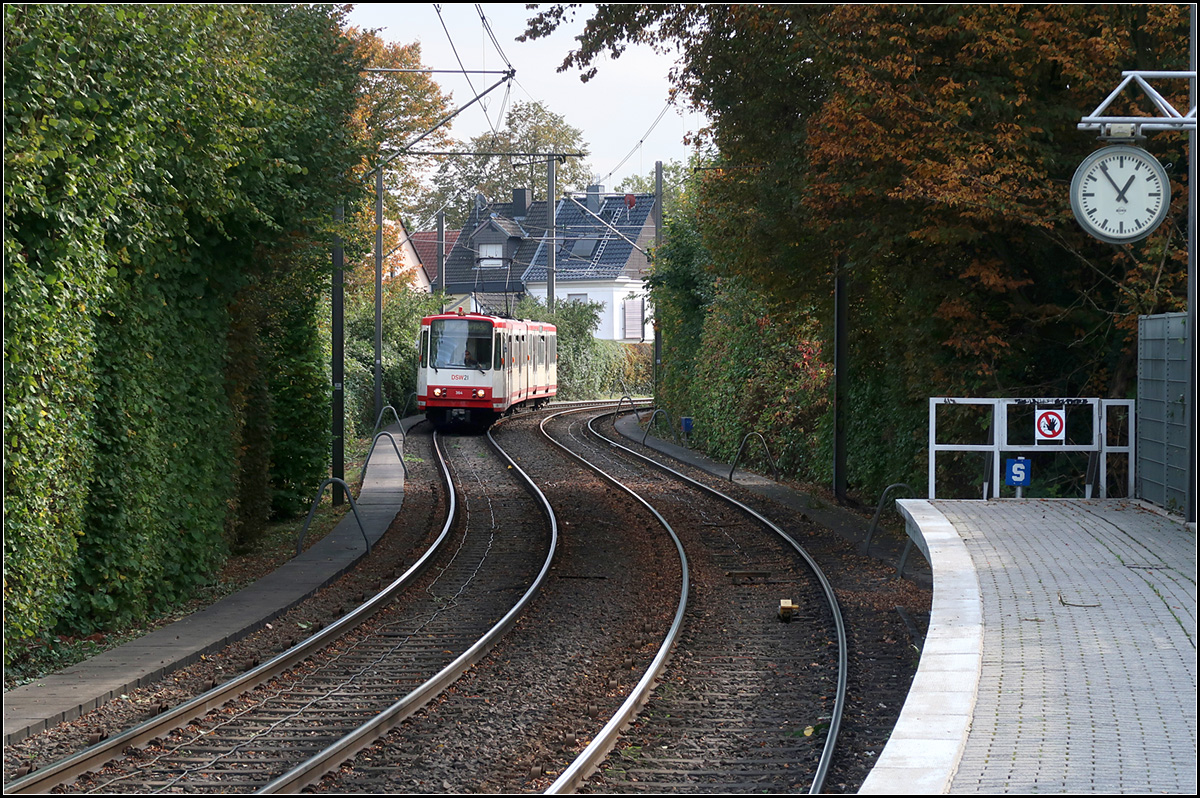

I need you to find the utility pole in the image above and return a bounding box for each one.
[655,161,663,397]
[374,168,384,422]
[547,157,556,310]
[833,260,848,505]
[331,205,345,505]
[436,209,446,312]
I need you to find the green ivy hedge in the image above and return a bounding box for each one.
[4,5,370,660]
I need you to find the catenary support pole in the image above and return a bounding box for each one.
[332,205,345,506]
[547,157,556,310]
[374,168,383,423]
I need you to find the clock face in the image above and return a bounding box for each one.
[1070,145,1170,244]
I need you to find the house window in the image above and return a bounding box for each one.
[567,293,588,304]
[624,298,644,340]
[570,238,597,259]
[477,242,504,269]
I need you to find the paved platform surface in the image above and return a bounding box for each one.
[861,498,1196,794]
[3,419,417,747]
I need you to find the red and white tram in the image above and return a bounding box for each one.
[417,309,557,428]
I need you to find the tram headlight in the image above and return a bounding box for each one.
[432,387,444,397]
[474,389,486,399]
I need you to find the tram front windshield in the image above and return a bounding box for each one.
[430,318,492,370]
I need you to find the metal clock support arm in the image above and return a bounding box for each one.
[1077,70,1196,137]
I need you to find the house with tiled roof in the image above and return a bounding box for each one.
[409,228,459,291]
[522,186,655,342]
[437,185,656,341]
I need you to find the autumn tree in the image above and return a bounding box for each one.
[523,3,1191,499]
[801,5,1190,395]
[344,28,454,284]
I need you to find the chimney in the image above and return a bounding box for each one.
[511,188,531,214]
[587,184,604,213]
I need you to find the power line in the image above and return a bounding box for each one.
[435,3,506,138]
[599,100,674,185]
[476,4,513,68]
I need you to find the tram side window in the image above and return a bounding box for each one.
[430,319,493,369]
[494,332,504,370]
[420,330,429,368]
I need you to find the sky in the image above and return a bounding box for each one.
[346,3,704,190]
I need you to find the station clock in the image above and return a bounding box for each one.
[1069,144,1171,244]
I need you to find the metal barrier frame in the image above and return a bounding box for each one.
[729,432,779,482]
[296,478,369,556]
[928,397,1135,499]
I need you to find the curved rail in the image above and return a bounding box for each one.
[5,428,462,794]
[258,423,560,793]
[591,408,850,795]
[535,405,690,795]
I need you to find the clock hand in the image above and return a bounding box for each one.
[1098,163,1126,200]
[1115,174,1135,203]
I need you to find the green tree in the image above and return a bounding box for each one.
[417,100,595,228]
[342,283,444,436]
[615,158,693,220]
[508,295,631,399]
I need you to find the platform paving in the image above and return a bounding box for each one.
[861,498,1196,794]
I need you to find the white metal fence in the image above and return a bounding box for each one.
[927,397,1135,500]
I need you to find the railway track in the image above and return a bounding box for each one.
[6,403,927,794]
[5,428,557,794]
[321,404,847,793]
[535,408,847,793]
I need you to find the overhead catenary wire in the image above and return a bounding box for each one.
[365,3,682,275]
[598,100,674,186]
[364,2,699,211]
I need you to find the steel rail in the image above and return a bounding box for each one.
[534,404,690,795]
[590,409,850,795]
[257,421,560,793]
[4,429,460,795]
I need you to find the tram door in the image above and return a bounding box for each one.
[519,334,528,400]
[492,329,506,403]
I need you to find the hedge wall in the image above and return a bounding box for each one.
[4,5,370,658]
